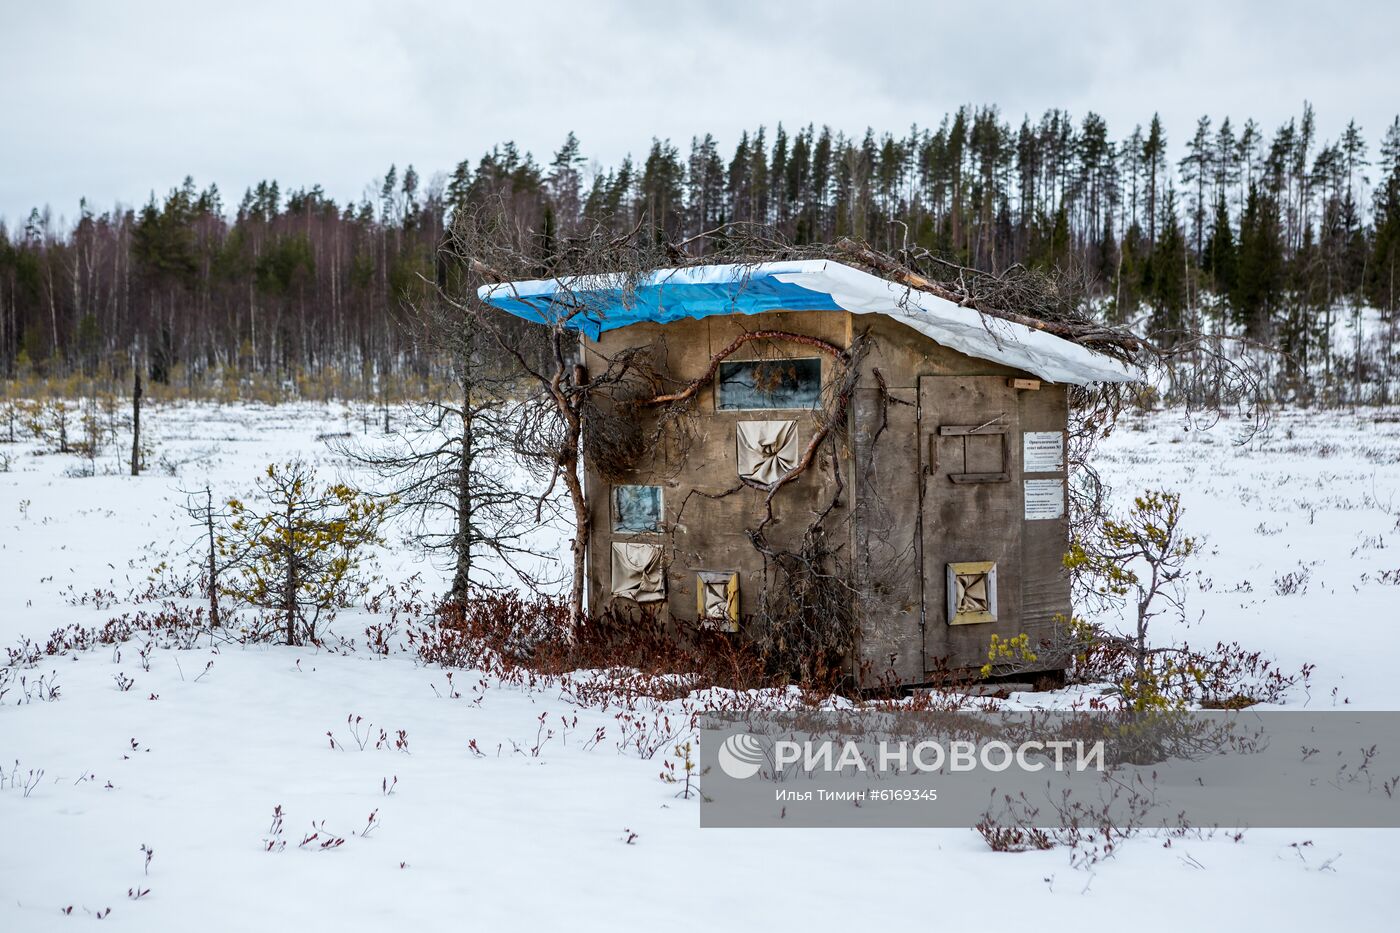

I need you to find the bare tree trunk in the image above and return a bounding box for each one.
[561,447,589,629]
[130,368,141,476]
[284,499,298,646]
[205,485,220,628]
[450,375,473,601]
[561,362,589,628]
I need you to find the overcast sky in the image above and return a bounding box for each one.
[2,0,1396,227]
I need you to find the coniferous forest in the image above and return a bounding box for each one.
[3,105,1398,400]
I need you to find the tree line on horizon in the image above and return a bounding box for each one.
[1,104,1398,396]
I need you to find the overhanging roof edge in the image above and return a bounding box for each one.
[476,260,1143,385]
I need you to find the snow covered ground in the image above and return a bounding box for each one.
[2,401,1398,931]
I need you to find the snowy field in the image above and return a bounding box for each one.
[2,401,1399,931]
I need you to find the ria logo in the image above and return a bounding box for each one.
[717,733,765,779]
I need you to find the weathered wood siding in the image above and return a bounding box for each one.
[916,374,1025,672]
[583,309,1072,686]
[584,311,850,627]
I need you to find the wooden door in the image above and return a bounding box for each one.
[918,375,1023,673]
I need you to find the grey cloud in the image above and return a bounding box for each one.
[1,0,1396,225]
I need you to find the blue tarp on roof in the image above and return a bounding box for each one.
[477,260,1142,385]
[477,263,844,340]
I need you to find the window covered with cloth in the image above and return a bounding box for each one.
[736,420,799,484]
[696,571,739,632]
[946,561,997,625]
[610,542,665,603]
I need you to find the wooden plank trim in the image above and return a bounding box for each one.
[938,424,1008,436]
[949,472,1010,484]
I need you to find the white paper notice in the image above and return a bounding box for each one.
[1023,431,1064,473]
[1024,479,1065,520]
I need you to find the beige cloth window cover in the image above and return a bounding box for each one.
[696,571,739,632]
[736,420,799,484]
[946,560,997,625]
[957,573,990,612]
[611,542,665,603]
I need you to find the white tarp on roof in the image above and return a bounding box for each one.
[770,261,1142,385]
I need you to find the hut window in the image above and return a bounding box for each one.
[936,421,1010,484]
[736,420,799,484]
[697,571,739,632]
[946,561,997,625]
[611,542,665,603]
[717,358,821,410]
[614,484,663,533]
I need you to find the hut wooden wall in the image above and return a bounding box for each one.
[583,310,1072,687]
[583,311,850,629]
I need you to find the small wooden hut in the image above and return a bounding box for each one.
[482,259,1139,687]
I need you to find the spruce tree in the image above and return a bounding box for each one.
[1203,194,1238,320]
[1147,189,1188,341]
[1368,118,1400,314]
[1234,183,1284,338]
[1142,115,1167,246]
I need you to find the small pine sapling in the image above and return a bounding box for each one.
[218,461,390,645]
[660,741,701,799]
[1064,490,1199,710]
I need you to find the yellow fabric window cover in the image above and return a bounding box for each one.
[696,571,739,632]
[611,542,665,602]
[736,420,799,484]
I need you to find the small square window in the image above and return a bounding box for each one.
[717,358,821,410]
[946,561,997,625]
[614,485,662,533]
